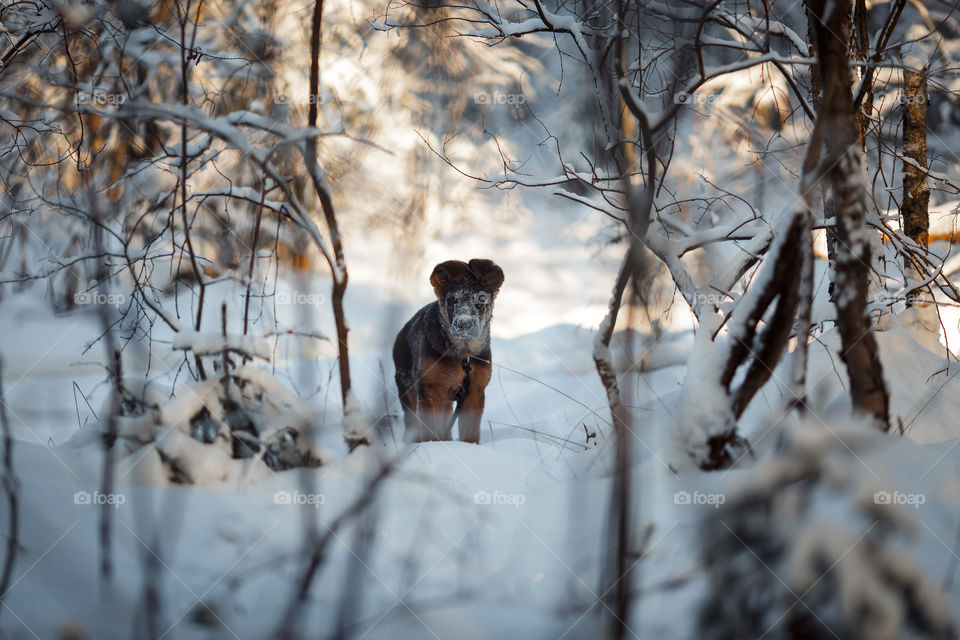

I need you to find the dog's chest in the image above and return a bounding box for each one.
[449,335,486,358]
[416,355,470,400]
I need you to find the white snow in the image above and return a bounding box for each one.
[172,331,272,360]
[4,1,960,638]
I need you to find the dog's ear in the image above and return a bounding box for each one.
[468,259,504,296]
[430,260,469,298]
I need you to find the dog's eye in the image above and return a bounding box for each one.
[475,292,490,305]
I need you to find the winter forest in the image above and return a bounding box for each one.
[4,0,960,637]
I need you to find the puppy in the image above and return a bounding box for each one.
[393,259,504,443]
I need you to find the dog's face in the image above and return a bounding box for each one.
[430,259,504,340]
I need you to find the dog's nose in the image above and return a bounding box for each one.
[453,316,477,333]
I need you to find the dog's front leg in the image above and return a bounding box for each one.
[458,362,491,444]
[416,358,461,441]
[414,380,453,441]
[457,393,483,444]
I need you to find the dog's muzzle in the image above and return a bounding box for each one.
[450,314,482,339]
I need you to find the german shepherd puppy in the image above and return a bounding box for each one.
[393,259,504,443]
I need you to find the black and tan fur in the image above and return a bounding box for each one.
[393,259,504,443]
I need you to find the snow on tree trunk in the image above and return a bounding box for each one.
[809,0,890,430]
[341,391,372,451]
[676,209,805,470]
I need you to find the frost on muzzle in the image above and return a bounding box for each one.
[444,291,492,339]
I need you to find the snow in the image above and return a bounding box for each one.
[4,0,960,637]
[172,330,272,361]
[7,220,960,637]
[342,389,372,444]
[697,414,959,639]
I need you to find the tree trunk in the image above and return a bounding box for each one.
[852,0,871,148]
[808,0,890,430]
[0,362,18,622]
[901,64,935,339]
[902,67,930,258]
[305,0,362,446]
[806,3,838,303]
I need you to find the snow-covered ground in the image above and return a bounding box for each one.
[3,187,960,639]
[3,2,960,640]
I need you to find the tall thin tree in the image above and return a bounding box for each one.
[808,0,890,429]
